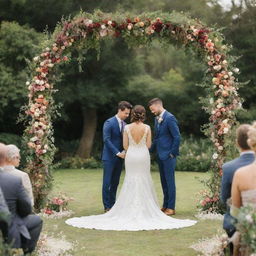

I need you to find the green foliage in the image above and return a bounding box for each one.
[58,157,101,169]
[0,133,21,147]
[237,205,256,254]
[0,237,23,256]
[176,136,212,172]
[0,21,42,110]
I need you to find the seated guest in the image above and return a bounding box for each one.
[221,124,255,238]
[231,122,256,255]
[0,143,42,254]
[231,122,256,213]
[4,144,34,206]
[0,186,10,241]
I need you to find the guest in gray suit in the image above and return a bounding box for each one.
[0,186,10,241]
[0,143,43,254]
[221,124,255,237]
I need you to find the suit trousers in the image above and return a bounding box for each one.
[158,157,176,210]
[21,214,43,253]
[102,158,123,209]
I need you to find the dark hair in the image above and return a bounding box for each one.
[118,101,133,111]
[131,105,146,122]
[148,98,163,107]
[236,124,251,150]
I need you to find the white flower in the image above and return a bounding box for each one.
[45,47,50,51]
[218,146,223,151]
[33,56,39,62]
[100,29,108,37]
[35,79,40,84]
[228,71,233,76]
[209,98,214,104]
[245,214,253,223]
[127,23,133,30]
[30,136,38,142]
[222,119,228,124]
[213,65,222,71]
[48,63,54,68]
[101,24,106,30]
[212,153,218,159]
[26,81,30,86]
[107,20,112,25]
[233,68,239,73]
[222,60,227,65]
[223,127,229,134]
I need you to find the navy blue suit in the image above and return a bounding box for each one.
[221,152,255,236]
[102,116,124,209]
[151,111,181,210]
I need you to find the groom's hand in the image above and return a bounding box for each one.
[117,152,126,159]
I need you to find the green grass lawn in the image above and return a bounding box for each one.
[43,169,222,256]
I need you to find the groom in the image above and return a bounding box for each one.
[102,101,132,212]
[148,98,181,216]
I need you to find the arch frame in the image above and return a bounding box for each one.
[22,11,242,210]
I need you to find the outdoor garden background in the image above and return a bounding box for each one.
[0,0,256,255]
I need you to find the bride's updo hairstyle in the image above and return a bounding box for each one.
[247,122,256,151]
[131,105,146,123]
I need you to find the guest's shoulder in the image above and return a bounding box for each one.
[13,168,29,179]
[0,171,22,184]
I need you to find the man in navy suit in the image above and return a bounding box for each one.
[148,98,180,216]
[102,101,132,212]
[221,124,255,238]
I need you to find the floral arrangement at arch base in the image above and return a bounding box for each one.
[22,10,242,211]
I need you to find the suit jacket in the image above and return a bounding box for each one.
[221,152,255,233]
[0,185,10,239]
[3,165,34,206]
[0,169,32,246]
[151,111,181,160]
[102,116,125,161]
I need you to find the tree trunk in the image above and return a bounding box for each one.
[76,108,97,158]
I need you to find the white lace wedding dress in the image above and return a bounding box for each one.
[65,124,197,231]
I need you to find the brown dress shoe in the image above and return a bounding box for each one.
[164,209,176,216]
[161,207,167,212]
[104,208,111,213]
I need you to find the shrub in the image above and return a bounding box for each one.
[0,133,21,147]
[58,156,102,169]
[176,136,213,172]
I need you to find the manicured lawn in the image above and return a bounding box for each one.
[43,169,222,256]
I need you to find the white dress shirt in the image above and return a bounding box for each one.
[115,115,122,132]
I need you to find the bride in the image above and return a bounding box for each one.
[66,105,196,231]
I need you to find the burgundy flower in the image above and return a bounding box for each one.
[152,21,163,33]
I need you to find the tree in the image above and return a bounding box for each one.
[0,21,42,133]
[55,38,141,158]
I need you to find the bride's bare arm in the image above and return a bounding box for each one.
[146,127,152,149]
[123,130,129,151]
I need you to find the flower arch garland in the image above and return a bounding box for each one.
[23,11,242,210]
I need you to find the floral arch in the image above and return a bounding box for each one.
[22,11,242,210]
